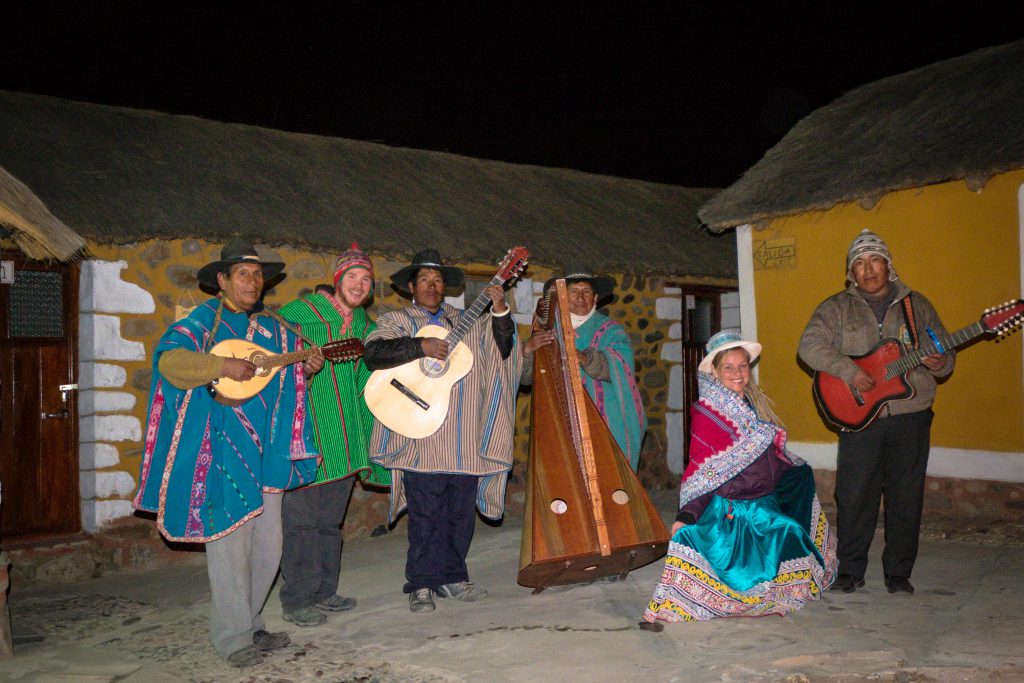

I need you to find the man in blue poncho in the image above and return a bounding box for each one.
[133,239,322,667]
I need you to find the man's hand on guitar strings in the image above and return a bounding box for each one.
[921,353,946,372]
[221,357,257,382]
[852,369,875,392]
[421,337,450,360]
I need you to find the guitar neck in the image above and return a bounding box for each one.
[446,273,506,346]
[257,346,318,370]
[887,321,984,377]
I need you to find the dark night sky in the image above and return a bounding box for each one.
[2,3,1021,187]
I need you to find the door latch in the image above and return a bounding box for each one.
[42,383,78,419]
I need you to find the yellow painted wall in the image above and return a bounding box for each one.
[752,170,1024,452]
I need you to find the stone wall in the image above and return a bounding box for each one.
[77,239,733,542]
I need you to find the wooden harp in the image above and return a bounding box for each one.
[518,279,669,592]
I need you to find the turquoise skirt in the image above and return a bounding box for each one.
[644,464,837,622]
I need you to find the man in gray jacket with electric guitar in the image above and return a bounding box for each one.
[799,229,954,596]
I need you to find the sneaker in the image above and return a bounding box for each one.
[226,645,262,668]
[252,629,291,652]
[283,605,327,627]
[409,587,436,613]
[435,581,488,602]
[316,594,357,612]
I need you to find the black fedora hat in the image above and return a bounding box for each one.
[543,264,615,300]
[196,238,285,290]
[390,248,465,293]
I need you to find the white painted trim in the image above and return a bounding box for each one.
[1018,182,1024,388]
[789,440,1024,483]
[736,224,757,380]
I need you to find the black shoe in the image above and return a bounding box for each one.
[884,575,915,594]
[831,574,865,593]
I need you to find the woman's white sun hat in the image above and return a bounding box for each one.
[697,330,762,374]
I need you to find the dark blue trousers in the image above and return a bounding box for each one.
[835,409,933,580]
[402,471,478,593]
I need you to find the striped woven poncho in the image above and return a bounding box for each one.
[280,293,390,487]
[368,303,521,522]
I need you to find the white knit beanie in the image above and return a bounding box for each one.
[846,229,898,282]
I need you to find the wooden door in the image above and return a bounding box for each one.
[666,285,732,468]
[0,252,79,540]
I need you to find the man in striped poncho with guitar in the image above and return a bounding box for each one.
[363,248,524,614]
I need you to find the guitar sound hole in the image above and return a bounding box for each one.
[419,356,450,378]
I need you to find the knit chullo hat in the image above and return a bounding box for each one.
[846,229,898,282]
[332,242,374,289]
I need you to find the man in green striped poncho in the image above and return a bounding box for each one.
[277,243,390,627]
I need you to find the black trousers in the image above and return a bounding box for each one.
[402,470,478,593]
[279,475,356,612]
[835,409,933,580]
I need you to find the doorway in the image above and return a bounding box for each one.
[0,251,80,540]
[666,284,735,467]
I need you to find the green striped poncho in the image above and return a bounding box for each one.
[280,293,390,487]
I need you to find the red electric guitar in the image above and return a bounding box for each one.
[813,299,1024,431]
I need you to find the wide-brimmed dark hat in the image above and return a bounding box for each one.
[196,238,285,290]
[390,248,465,293]
[543,264,615,300]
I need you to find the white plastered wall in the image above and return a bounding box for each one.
[78,260,153,531]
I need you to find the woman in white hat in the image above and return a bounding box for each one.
[642,331,837,625]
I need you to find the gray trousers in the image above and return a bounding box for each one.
[205,492,282,658]
[279,475,356,613]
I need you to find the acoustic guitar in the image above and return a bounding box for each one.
[208,337,364,405]
[813,299,1024,431]
[364,246,529,438]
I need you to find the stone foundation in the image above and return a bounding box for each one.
[812,469,1024,521]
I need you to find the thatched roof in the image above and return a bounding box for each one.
[0,165,86,261]
[700,40,1024,231]
[0,90,732,278]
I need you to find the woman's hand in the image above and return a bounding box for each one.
[671,520,686,536]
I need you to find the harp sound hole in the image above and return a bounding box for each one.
[550,499,568,514]
[611,489,629,505]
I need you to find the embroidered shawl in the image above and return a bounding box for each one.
[679,372,803,509]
